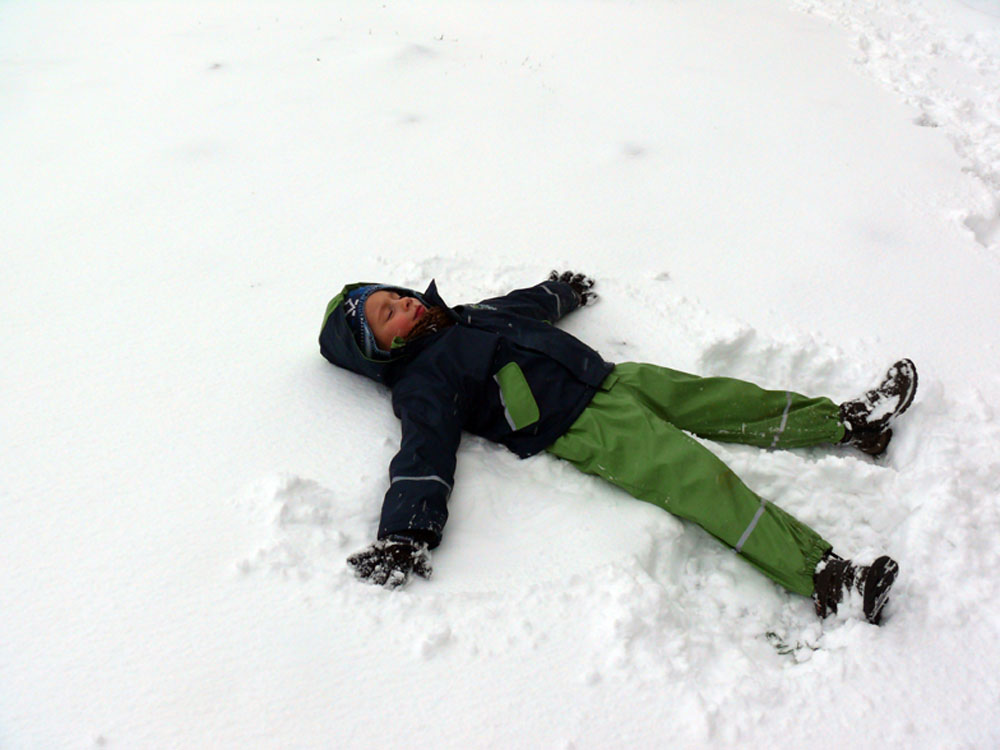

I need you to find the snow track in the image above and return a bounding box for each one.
[241,261,1000,747]
[791,0,1000,254]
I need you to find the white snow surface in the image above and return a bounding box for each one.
[3,0,1000,747]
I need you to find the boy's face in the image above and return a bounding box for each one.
[364,290,426,351]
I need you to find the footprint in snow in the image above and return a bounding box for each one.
[622,142,648,158]
[394,43,437,64]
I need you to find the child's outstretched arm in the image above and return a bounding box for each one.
[347,370,465,589]
[474,270,597,324]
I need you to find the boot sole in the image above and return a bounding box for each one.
[863,556,899,625]
[842,359,919,444]
[869,359,918,432]
[887,359,918,425]
[853,359,918,444]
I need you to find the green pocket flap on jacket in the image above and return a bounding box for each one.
[494,362,540,431]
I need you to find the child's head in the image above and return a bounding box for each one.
[320,280,444,386]
[343,284,426,357]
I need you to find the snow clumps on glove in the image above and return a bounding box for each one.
[549,270,598,306]
[347,537,432,590]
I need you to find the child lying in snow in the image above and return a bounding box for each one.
[319,272,916,625]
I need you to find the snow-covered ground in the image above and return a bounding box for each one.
[3,0,1000,747]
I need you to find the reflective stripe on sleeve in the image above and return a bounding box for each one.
[541,284,562,318]
[390,475,453,495]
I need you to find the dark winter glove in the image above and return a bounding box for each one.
[346,537,432,589]
[548,270,598,306]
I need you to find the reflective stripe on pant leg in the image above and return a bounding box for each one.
[768,392,793,449]
[735,498,767,553]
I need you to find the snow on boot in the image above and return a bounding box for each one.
[813,551,899,625]
[840,359,918,456]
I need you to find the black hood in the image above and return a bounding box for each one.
[318,280,449,386]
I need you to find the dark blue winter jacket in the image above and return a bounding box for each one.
[319,278,614,548]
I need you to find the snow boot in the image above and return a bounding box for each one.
[813,551,899,625]
[840,359,918,456]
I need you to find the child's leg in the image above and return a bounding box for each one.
[548,375,831,596]
[613,361,845,449]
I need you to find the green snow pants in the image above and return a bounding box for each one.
[546,362,847,596]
